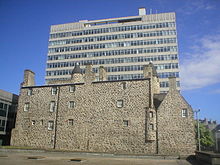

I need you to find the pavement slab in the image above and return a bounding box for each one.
[0,149,199,165]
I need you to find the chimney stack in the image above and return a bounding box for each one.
[139,7,146,16]
[22,70,35,87]
[168,76,177,91]
[84,63,95,84]
[99,66,107,81]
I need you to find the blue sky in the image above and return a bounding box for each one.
[0,0,220,122]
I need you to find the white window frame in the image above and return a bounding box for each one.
[69,85,75,93]
[123,120,129,126]
[182,109,188,117]
[116,100,123,108]
[49,101,56,112]
[51,87,57,95]
[27,88,32,96]
[149,123,154,130]
[149,111,154,118]
[69,101,75,109]
[24,103,30,112]
[48,121,54,130]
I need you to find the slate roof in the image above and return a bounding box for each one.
[153,93,167,109]
[72,64,81,74]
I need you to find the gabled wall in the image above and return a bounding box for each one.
[157,90,196,155]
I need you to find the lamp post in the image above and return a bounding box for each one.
[194,109,201,151]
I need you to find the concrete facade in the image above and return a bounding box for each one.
[0,89,18,145]
[11,63,195,155]
[46,8,180,92]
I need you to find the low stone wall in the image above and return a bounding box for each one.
[196,151,220,165]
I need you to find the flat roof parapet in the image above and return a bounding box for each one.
[50,12,175,33]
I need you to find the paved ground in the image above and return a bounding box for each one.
[0,149,199,165]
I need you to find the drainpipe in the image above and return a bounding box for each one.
[53,86,60,149]
[156,109,159,154]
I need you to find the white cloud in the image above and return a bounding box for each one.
[210,89,220,94]
[178,0,214,15]
[180,34,220,90]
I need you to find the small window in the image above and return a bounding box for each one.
[31,120,36,125]
[149,111,154,118]
[123,120,129,126]
[48,121,54,130]
[182,109,188,117]
[27,88,32,96]
[1,120,5,126]
[0,103,3,109]
[116,100,123,108]
[69,85,75,92]
[40,120,44,125]
[69,101,75,108]
[68,119,74,126]
[3,104,8,110]
[24,103,30,111]
[50,101,56,112]
[51,87,57,95]
[149,124,154,130]
[122,82,127,90]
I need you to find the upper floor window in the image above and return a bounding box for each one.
[123,120,129,126]
[69,85,75,92]
[69,101,75,109]
[116,100,123,108]
[40,119,44,126]
[182,109,188,117]
[48,121,54,130]
[51,87,57,95]
[149,124,154,130]
[122,82,127,90]
[27,88,32,96]
[149,111,154,118]
[50,101,56,112]
[24,103,30,112]
[68,119,74,126]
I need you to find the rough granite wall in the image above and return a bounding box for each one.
[157,90,196,155]
[11,87,59,148]
[11,79,158,154]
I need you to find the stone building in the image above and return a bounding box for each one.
[11,63,196,155]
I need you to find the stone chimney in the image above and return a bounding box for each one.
[143,63,160,94]
[99,66,107,81]
[22,70,35,87]
[84,63,95,84]
[168,76,177,92]
[71,64,83,83]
